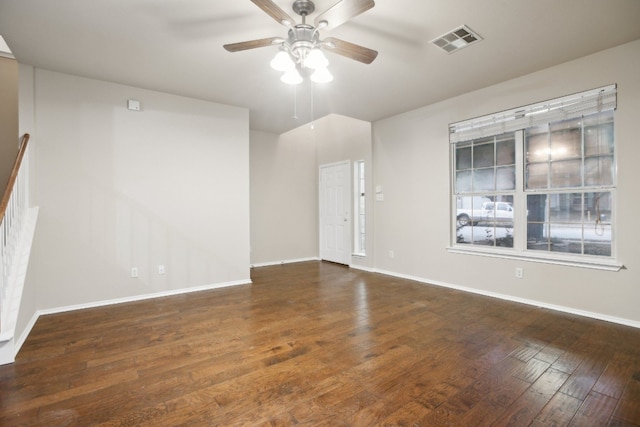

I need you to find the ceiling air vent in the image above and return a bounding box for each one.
[431,25,482,54]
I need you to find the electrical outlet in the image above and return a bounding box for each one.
[515,267,524,279]
[158,265,165,275]
[131,267,139,278]
[389,250,394,259]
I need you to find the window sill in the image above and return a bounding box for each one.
[446,246,624,271]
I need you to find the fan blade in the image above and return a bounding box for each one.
[250,0,296,26]
[224,37,282,52]
[323,37,378,64]
[315,0,375,31]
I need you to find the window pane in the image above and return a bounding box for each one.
[585,156,613,186]
[549,193,582,222]
[584,191,612,256]
[526,191,612,257]
[484,195,515,229]
[527,194,548,247]
[496,136,515,166]
[456,145,472,170]
[526,163,548,189]
[526,127,549,163]
[456,195,515,247]
[584,111,614,156]
[457,196,485,228]
[456,170,472,193]
[551,160,582,188]
[496,166,516,191]
[550,118,581,161]
[473,142,494,168]
[585,192,612,224]
[584,226,612,256]
[549,223,583,254]
[473,168,494,192]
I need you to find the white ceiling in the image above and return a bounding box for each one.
[1,0,639,134]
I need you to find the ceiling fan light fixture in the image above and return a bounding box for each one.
[305,48,329,69]
[270,50,295,71]
[310,67,333,83]
[225,0,378,85]
[281,68,303,85]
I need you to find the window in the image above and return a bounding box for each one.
[449,85,619,269]
[455,133,516,248]
[353,160,366,255]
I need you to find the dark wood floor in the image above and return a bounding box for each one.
[1,261,639,426]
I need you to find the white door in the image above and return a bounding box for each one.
[319,162,351,265]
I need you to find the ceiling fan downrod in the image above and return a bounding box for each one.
[292,0,315,21]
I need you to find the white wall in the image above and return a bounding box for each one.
[27,69,250,311]
[249,114,373,268]
[313,114,373,269]
[373,39,640,325]
[15,64,36,344]
[0,56,18,190]
[250,129,317,265]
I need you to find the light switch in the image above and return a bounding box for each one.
[127,99,141,111]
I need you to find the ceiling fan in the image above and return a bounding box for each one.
[224,0,378,83]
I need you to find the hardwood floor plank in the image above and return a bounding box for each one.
[534,390,583,426]
[1,261,639,426]
[613,369,640,425]
[490,388,551,426]
[569,390,617,426]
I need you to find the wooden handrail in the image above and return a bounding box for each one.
[0,134,30,224]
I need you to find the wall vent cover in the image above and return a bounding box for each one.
[431,25,483,54]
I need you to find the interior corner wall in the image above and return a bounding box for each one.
[250,129,318,265]
[372,39,640,325]
[312,114,374,269]
[0,56,19,191]
[15,63,36,345]
[249,115,373,267]
[30,69,250,311]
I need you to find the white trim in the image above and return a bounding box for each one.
[353,160,366,256]
[446,246,624,271]
[37,279,251,317]
[14,310,39,357]
[373,267,640,329]
[349,263,375,273]
[251,257,320,268]
[10,278,251,362]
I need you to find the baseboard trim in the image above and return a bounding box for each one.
[14,311,39,358]
[251,257,319,268]
[373,268,640,329]
[13,279,252,361]
[349,263,375,273]
[37,279,252,318]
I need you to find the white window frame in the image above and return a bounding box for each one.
[447,85,623,271]
[353,160,366,256]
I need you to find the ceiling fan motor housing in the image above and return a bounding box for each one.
[292,0,315,17]
[287,25,319,63]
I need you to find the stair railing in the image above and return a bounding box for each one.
[0,134,30,331]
